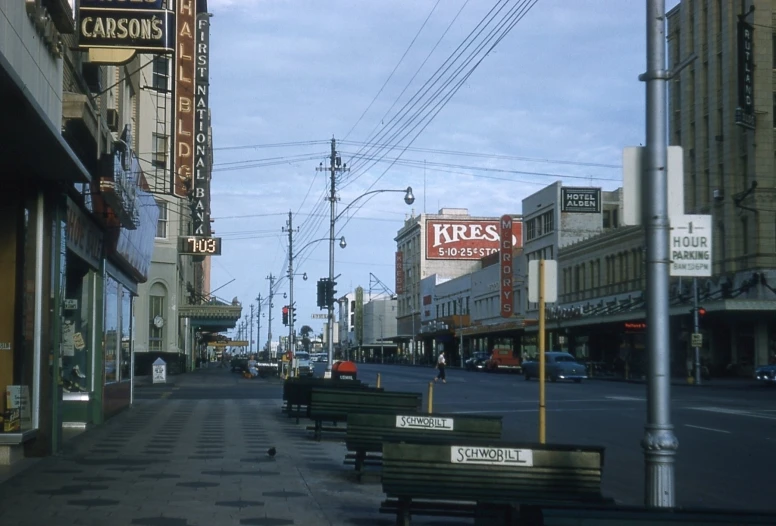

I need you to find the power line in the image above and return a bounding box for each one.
[343,0,443,141]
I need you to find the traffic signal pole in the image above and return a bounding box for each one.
[692,277,701,386]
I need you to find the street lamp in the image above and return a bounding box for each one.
[324,186,415,372]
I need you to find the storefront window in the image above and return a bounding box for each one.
[62,256,92,393]
[120,288,132,380]
[104,276,119,383]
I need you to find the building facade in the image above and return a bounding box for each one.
[0,1,158,463]
[667,0,776,373]
[394,208,522,362]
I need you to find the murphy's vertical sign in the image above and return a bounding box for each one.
[735,20,755,129]
[499,215,513,318]
[192,12,210,235]
[173,0,196,198]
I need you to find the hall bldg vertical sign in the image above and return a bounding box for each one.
[192,12,211,235]
[173,0,196,197]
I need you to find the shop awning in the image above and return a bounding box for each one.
[0,53,91,184]
[179,303,242,332]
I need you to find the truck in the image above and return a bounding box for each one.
[485,345,523,373]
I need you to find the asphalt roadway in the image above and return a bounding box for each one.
[350,363,776,512]
[133,362,776,513]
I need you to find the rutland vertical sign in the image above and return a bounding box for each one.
[173,0,196,198]
[499,215,513,318]
[735,20,755,129]
[192,12,210,235]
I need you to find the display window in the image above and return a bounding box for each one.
[104,274,134,384]
[61,256,93,394]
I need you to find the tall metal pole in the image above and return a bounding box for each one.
[256,294,262,354]
[692,278,701,386]
[249,304,254,355]
[285,211,298,357]
[380,315,384,364]
[642,0,678,508]
[459,297,464,368]
[266,274,275,358]
[327,138,337,371]
[538,259,546,445]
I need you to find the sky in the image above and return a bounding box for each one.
[205,0,681,342]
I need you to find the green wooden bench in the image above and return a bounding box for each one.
[308,388,422,441]
[524,503,776,525]
[345,412,502,481]
[282,377,373,423]
[380,440,611,525]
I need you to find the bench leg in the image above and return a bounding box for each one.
[314,420,322,441]
[354,450,365,479]
[295,404,301,424]
[396,497,411,526]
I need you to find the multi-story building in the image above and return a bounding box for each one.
[666,0,776,374]
[1,1,159,463]
[395,208,522,362]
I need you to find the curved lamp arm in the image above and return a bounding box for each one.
[335,186,414,223]
[295,236,347,260]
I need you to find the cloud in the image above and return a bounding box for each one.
[203,0,653,335]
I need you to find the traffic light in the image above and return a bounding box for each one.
[697,307,706,317]
[316,279,327,309]
[292,306,297,324]
[328,280,337,307]
[282,305,289,325]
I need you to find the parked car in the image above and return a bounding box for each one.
[523,352,588,383]
[464,352,490,371]
[754,363,776,384]
[230,356,248,373]
[485,347,522,373]
[294,351,314,377]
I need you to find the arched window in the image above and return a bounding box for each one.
[149,282,167,352]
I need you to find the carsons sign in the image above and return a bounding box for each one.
[77,0,175,52]
[426,219,523,260]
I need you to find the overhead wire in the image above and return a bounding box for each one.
[342,0,512,179]
[343,0,537,189]
[343,0,443,141]
[339,0,540,230]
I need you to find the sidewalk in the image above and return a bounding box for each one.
[0,385,460,525]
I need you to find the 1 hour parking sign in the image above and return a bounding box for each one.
[670,215,712,277]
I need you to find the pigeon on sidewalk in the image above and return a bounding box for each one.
[267,447,276,458]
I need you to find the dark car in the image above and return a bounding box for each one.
[465,352,490,371]
[523,352,588,383]
[755,364,776,384]
[230,356,248,373]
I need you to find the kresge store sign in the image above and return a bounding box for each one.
[77,0,175,52]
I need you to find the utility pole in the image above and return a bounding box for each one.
[379,315,384,364]
[316,137,348,371]
[458,297,464,368]
[641,0,678,508]
[249,304,254,355]
[283,211,299,357]
[692,278,701,386]
[256,294,262,355]
[266,274,276,359]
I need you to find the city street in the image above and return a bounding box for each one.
[349,363,776,511]
[3,364,772,526]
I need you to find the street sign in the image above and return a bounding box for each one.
[311,313,328,319]
[691,333,703,347]
[670,215,712,277]
[528,259,558,303]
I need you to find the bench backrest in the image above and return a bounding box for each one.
[382,440,605,504]
[283,378,366,404]
[310,388,422,419]
[346,412,502,453]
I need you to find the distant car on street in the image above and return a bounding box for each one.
[485,346,522,373]
[754,363,776,384]
[464,351,490,371]
[523,352,588,383]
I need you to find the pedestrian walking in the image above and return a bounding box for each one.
[434,351,446,383]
